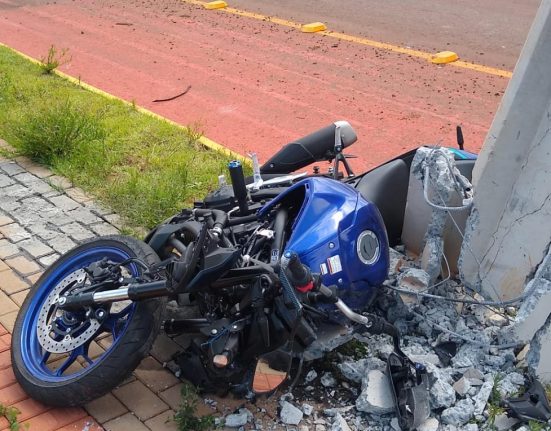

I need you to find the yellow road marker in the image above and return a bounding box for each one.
[204,0,227,10]
[301,22,327,33]
[180,0,513,78]
[431,51,459,64]
[0,42,249,165]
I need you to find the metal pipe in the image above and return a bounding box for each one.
[271,208,287,265]
[92,288,130,303]
[334,299,371,326]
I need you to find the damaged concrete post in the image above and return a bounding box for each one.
[501,245,551,383]
[460,0,551,302]
[527,315,551,383]
[459,0,551,383]
[402,147,472,283]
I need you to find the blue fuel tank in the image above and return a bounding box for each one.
[259,177,389,308]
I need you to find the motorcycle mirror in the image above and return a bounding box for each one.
[252,356,288,394]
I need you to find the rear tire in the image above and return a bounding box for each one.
[11,235,166,407]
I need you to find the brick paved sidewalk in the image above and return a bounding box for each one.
[0,144,192,431]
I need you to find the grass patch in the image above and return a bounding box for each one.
[0,403,25,431]
[336,339,369,360]
[172,384,215,431]
[39,45,70,74]
[0,45,231,230]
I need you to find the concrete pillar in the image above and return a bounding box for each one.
[460,0,551,302]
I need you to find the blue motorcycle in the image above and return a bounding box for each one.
[10,121,477,430]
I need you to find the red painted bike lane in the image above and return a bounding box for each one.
[0,0,508,170]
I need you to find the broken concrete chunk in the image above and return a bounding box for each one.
[356,370,395,415]
[498,372,525,397]
[493,413,519,430]
[463,367,484,381]
[430,379,456,409]
[452,376,471,396]
[452,344,486,368]
[417,417,439,431]
[486,312,508,327]
[323,406,354,417]
[320,372,337,388]
[330,413,352,431]
[440,398,475,426]
[302,403,314,416]
[224,412,248,428]
[305,369,318,383]
[397,268,430,306]
[337,357,385,384]
[472,380,493,415]
[280,401,303,425]
[409,353,441,366]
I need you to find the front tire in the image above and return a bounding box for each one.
[11,235,166,407]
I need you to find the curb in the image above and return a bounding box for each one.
[0,42,251,167]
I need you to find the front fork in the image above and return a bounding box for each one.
[57,279,169,310]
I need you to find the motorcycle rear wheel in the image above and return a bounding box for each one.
[11,235,166,407]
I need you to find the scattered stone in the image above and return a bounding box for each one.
[440,398,475,426]
[409,353,441,366]
[417,417,439,431]
[305,370,318,383]
[472,380,493,415]
[323,406,354,417]
[463,424,479,431]
[280,392,294,402]
[321,372,337,388]
[430,379,456,409]
[330,413,351,431]
[337,357,385,383]
[516,344,529,363]
[486,312,508,327]
[452,344,485,368]
[463,368,484,380]
[280,401,303,425]
[224,412,248,428]
[302,403,313,416]
[397,268,430,306]
[491,413,518,430]
[452,376,471,396]
[356,370,394,415]
[498,372,524,397]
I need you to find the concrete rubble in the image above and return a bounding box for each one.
[195,243,551,431]
[212,242,550,431]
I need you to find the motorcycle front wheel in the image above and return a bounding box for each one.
[11,235,166,407]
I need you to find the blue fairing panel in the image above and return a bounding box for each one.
[259,177,389,308]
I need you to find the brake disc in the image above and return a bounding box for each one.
[36,269,101,354]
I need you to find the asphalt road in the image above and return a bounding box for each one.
[229,0,540,70]
[0,0,538,169]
